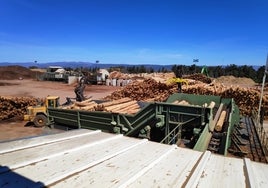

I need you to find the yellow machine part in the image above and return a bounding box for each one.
[24,106,47,122]
[167,78,188,85]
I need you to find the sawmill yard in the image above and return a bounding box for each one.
[0,65,267,142]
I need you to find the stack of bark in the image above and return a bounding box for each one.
[61,97,141,114]
[0,96,38,120]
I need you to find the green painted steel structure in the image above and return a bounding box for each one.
[47,93,240,156]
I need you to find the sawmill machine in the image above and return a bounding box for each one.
[46,93,240,156]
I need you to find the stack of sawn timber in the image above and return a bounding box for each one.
[60,97,141,115]
[0,96,38,120]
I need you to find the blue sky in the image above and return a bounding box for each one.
[0,0,267,66]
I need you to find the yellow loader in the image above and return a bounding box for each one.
[24,96,60,127]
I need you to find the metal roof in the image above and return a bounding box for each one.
[1,129,268,188]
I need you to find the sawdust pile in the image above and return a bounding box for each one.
[214,75,256,87]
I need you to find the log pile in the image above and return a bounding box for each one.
[183,73,212,84]
[183,82,266,116]
[0,96,38,120]
[61,97,141,114]
[105,78,268,117]
[104,78,176,102]
[1,76,268,120]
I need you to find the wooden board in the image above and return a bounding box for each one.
[0,129,99,154]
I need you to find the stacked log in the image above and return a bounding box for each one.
[0,96,38,120]
[61,97,140,114]
[1,76,268,120]
[183,73,212,84]
[101,98,140,114]
[183,82,265,116]
[104,78,175,102]
[105,78,268,117]
[61,98,98,111]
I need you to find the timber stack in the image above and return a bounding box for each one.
[0,96,38,120]
[104,78,176,102]
[106,78,268,117]
[61,97,141,114]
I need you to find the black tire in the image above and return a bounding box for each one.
[33,114,47,127]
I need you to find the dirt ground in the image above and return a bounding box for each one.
[0,74,265,142]
[0,79,120,142]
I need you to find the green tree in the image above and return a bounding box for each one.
[256,66,265,83]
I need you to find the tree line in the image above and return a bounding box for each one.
[126,64,265,84]
[30,64,266,83]
[66,64,266,83]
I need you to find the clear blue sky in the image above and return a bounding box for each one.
[0,0,267,66]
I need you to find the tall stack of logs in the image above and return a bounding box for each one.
[0,96,38,120]
[104,78,176,102]
[184,82,264,116]
[105,77,268,117]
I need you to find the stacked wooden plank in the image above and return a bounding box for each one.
[0,96,38,120]
[61,97,141,114]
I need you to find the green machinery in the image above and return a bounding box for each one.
[47,93,240,156]
[201,66,209,77]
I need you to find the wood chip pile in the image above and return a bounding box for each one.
[0,96,38,120]
[61,97,140,114]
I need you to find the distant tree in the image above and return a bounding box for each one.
[189,64,197,74]
[210,66,224,78]
[161,67,168,73]
[171,65,177,74]
[139,65,146,73]
[29,66,38,69]
[225,64,239,77]
[238,65,257,81]
[148,67,154,73]
[256,66,265,83]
